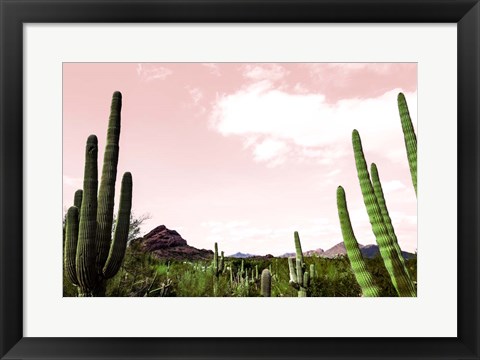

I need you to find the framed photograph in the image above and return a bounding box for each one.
[1,0,479,359]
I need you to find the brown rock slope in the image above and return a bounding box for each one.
[131,225,213,261]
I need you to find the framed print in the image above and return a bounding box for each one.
[1,0,479,359]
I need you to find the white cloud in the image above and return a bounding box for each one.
[381,180,407,194]
[136,63,173,81]
[242,64,289,82]
[209,81,417,166]
[252,138,288,162]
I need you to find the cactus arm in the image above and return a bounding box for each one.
[261,269,272,297]
[64,206,80,286]
[76,135,99,294]
[352,130,416,297]
[73,189,83,209]
[220,251,224,273]
[213,242,219,275]
[96,91,122,274]
[336,186,381,297]
[296,258,303,286]
[103,172,133,279]
[309,263,316,279]
[370,163,412,281]
[288,257,298,288]
[397,93,417,195]
[303,271,310,288]
[294,231,304,265]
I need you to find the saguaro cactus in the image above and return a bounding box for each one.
[288,231,310,297]
[212,242,224,277]
[212,242,225,296]
[261,269,272,297]
[64,91,133,296]
[397,93,417,195]
[336,186,381,297]
[352,130,415,297]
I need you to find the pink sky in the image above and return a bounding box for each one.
[63,63,417,255]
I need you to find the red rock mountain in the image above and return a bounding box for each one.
[132,225,213,260]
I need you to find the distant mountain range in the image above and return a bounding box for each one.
[278,242,415,259]
[228,252,256,258]
[133,225,415,261]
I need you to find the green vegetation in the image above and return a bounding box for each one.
[63,242,414,297]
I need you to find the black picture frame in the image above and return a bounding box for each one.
[1,1,479,359]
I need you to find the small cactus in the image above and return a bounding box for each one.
[261,269,272,297]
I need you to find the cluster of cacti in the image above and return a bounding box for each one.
[336,93,416,297]
[64,91,133,297]
[288,231,312,297]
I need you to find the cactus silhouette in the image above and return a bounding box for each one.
[288,231,310,297]
[397,93,417,195]
[261,269,272,297]
[64,91,133,296]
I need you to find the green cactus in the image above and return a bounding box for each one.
[397,93,417,195]
[288,231,310,297]
[64,91,133,297]
[212,242,224,277]
[212,242,225,296]
[336,186,381,297]
[64,206,79,287]
[261,269,271,297]
[352,129,415,297]
[336,130,415,297]
[370,163,411,282]
[309,263,316,280]
[73,189,83,209]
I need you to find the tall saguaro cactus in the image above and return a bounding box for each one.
[352,130,415,297]
[288,231,310,297]
[64,91,133,297]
